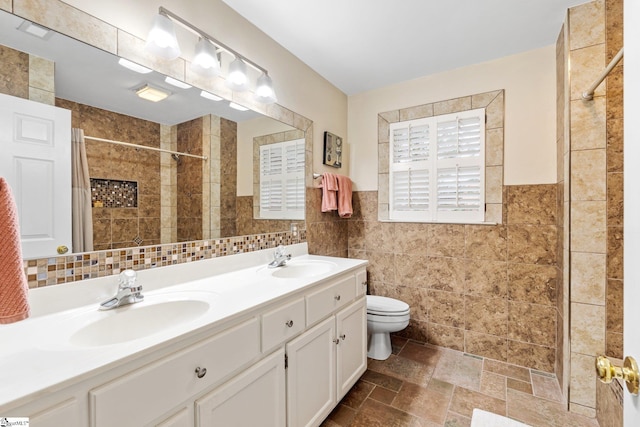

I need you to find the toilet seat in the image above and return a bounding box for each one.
[366,295,410,316]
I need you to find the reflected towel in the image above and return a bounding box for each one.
[321,173,338,212]
[336,175,353,218]
[0,177,30,324]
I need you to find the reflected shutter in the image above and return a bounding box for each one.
[259,138,305,219]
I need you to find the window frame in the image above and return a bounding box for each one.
[388,108,486,224]
[258,137,305,220]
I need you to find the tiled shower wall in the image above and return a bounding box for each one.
[177,117,204,242]
[56,98,162,250]
[560,0,623,418]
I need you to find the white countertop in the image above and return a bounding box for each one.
[0,244,367,410]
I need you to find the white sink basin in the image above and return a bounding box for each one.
[69,299,210,347]
[261,260,337,279]
[35,291,219,349]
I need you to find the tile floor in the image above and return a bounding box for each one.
[321,337,599,427]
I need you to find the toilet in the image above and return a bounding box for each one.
[366,295,410,360]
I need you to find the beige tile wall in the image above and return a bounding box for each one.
[604,0,623,360]
[176,117,204,241]
[564,0,613,418]
[348,186,558,372]
[0,44,53,104]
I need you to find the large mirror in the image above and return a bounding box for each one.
[0,9,306,257]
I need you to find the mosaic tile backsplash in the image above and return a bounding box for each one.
[24,230,306,289]
[90,178,138,208]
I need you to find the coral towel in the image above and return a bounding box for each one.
[0,177,30,324]
[336,175,353,218]
[321,173,338,212]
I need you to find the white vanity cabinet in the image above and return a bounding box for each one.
[89,317,261,427]
[1,259,367,427]
[287,276,367,427]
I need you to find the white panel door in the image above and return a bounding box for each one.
[624,0,640,424]
[0,93,71,259]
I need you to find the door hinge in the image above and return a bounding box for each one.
[285,353,288,369]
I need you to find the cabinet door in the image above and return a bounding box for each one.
[196,348,285,427]
[286,316,336,427]
[336,298,367,400]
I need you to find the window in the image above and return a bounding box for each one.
[259,138,305,219]
[389,108,485,223]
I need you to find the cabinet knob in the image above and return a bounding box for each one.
[340,334,346,341]
[333,338,340,345]
[195,367,207,379]
[335,295,341,301]
[285,320,294,328]
[361,281,367,287]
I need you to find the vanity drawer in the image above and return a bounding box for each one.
[262,297,305,352]
[90,317,260,427]
[306,274,356,326]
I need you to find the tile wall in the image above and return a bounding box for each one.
[348,187,559,373]
[558,0,623,419]
[177,117,204,241]
[56,98,163,250]
[23,231,305,288]
[604,0,623,361]
[0,43,54,104]
[220,118,238,237]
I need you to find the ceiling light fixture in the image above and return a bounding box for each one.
[136,84,171,102]
[225,57,249,91]
[229,102,249,111]
[17,20,53,40]
[164,76,192,89]
[192,38,221,76]
[254,72,277,103]
[144,7,277,103]
[118,58,153,74]
[144,13,180,60]
[200,90,223,101]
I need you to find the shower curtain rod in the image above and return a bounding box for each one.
[582,47,624,101]
[84,136,208,160]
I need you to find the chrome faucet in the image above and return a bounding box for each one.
[99,269,144,310]
[268,245,291,268]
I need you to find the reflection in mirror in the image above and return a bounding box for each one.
[0,9,304,257]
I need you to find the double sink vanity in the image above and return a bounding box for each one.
[0,244,368,427]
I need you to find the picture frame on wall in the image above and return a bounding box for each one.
[323,131,342,168]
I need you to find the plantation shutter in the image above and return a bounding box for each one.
[389,118,430,221]
[260,138,305,219]
[388,109,485,223]
[435,111,484,222]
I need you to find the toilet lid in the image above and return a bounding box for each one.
[367,295,410,315]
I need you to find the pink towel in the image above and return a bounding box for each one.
[336,175,353,218]
[0,177,30,324]
[321,173,338,212]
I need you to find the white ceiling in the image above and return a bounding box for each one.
[222,0,588,95]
